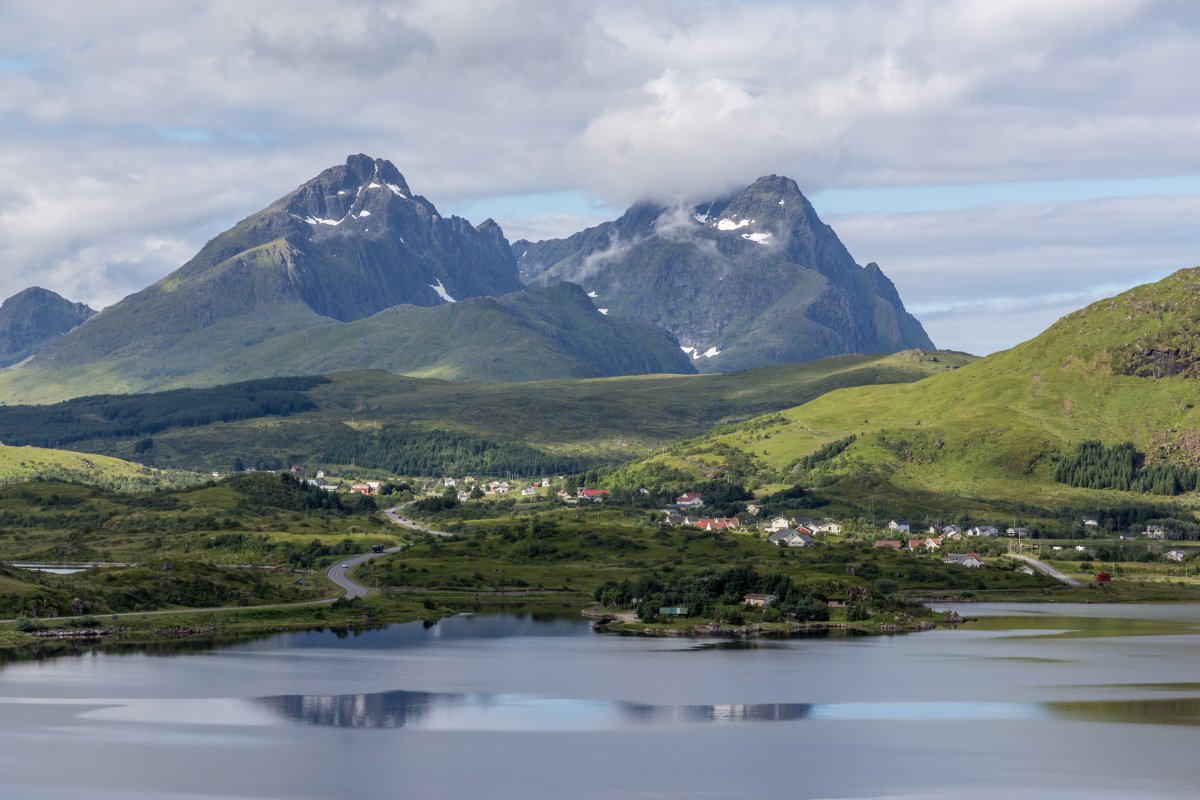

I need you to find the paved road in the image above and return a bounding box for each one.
[383,507,455,538]
[325,546,404,599]
[1013,554,1083,587]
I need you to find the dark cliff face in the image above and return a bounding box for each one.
[518,175,934,372]
[0,287,94,367]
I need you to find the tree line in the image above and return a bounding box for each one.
[1055,440,1200,495]
[0,376,327,448]
[321,427,584,477]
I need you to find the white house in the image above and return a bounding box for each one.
[887,519,911,534]
[944,552,985,568]
[675,492,705,508]
[1165,549,1188,563]
[1083,517,1099,527]
[764,517,792,533]
[813,522,842,534]
[443,477,457,488]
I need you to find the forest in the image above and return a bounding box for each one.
[0,376,327,447]
[321,427,584,477]
[1055,441,1200,495]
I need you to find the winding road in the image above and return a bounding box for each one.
[324,545,404,598]
[324,507,452,598]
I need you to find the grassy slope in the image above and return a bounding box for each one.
[620,268,1200,510]
[0,445,198,492]
[59,350,975,471]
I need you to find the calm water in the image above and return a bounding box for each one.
[3,604,1200,799]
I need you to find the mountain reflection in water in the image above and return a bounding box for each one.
[258,689,1200,731]
[257,690,815,730]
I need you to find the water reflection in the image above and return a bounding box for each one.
[257,688,1200,731]
[257,689,817,730]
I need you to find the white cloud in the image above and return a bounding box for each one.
[0,0,1194,357]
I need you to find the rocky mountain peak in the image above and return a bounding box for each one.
[0,286,95,368]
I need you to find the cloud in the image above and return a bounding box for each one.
[0,0,1194,358]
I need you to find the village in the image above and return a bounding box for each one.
[290,468,1196,578]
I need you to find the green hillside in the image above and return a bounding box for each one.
[0,444,198,492]
[0,350,973,474]
[614,268,1200,513]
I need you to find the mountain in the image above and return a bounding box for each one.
[515,175,934,373]
[0,156,692,402]
[613,268,1200,512]
[0,287,94,368]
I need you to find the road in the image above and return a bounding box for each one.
[1013,554,1083,587]
[383,507,455,538]
[325,545,404,598]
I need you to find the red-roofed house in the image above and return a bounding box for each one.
[675,492,705,508]
[577,488,610,502]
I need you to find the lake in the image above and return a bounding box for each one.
[2,603,1200,799]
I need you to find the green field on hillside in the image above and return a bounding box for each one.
[612,269,1200,520]
[0,350,973,474]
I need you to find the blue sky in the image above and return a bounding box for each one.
[1,0,1198,355]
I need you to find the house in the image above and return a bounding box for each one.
[350,482,373,495]
[1006,527,1029,538]
[874,539,902,549]
[663,514,686,527]
[743,593,777,607]
[1164,549,1188,563]
[1016,564,1036,576]
[764,516,792,533]
[520,485,538,497]
[794,516,819,528]
[659,606,689,617]
[1083,517,1099,527]
[1095,572,1112,584]
[578,488,609,502]
[443,477,457,488]
[699,517,740,532]
[813,521,842,534]
[784,531,815,547]
[495,481,511,494]
[767,530,793,546]
[675,492,705,508]
[944,552,985,568]
[316,470,326,479]
[1074,545,1087,552]
[745,503,762,516]
[887,519,910,534]
[969,525,999,538]
[908,536,942,552]
[457,490,472,502]
[1145,525,1168,540]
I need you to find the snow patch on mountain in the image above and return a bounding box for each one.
[598,308,608,315]
[741,232,771,244]
[716,218,753,231]
[292,213,344,226]
[430,279,456,303]
[384,182,407,198]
